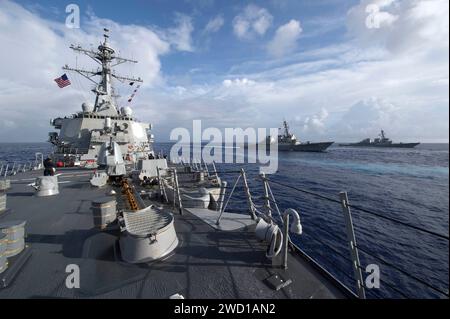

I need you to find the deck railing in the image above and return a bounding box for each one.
[263,176,449,299]
[171,158,449,299]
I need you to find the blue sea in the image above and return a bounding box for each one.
[0,142,448,298]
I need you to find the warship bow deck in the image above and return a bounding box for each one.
[0,168,348,299]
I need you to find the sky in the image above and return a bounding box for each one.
[0,0,448,142]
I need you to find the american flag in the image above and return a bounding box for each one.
[54,73,71,88]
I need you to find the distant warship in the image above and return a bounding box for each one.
[266,121,334,152]
[339,130,420,148]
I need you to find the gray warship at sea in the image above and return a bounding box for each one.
[0,30,446,300]
[266,121,334,152]
[339,130,420,148]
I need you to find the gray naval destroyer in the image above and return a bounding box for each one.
[266,121,334,152]
[339,130,420,148]
[48,30,153,167]
[0,29,374,300]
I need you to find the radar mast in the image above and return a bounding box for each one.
[282,120,291,137]
[62,28,143,114]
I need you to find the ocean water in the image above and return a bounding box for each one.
[0,142,448,298]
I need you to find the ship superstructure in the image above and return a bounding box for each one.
[266,120,334,152]
[48,29,154,167]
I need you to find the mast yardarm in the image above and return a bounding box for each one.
[62,28,143,113]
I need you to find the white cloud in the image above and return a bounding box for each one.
[174,86,187,95]
[203,15,224,34]
[222,78,255,87]
[333,97,398,137]
[167,0,447,142]
[326,96,448,142]
[301,108,329,134]
[83,12,170,86]
[187,32,447,141]
[267,19,302,57]
[165,13,195,52]
[233,4,273,39]
[347,0,449,54]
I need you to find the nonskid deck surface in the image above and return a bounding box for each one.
[0,168,345,299]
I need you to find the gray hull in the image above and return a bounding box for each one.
[339,143,420,149]
[278,142,334,152]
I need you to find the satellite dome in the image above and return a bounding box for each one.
[82,102,94,112]
[121,106,133,116]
